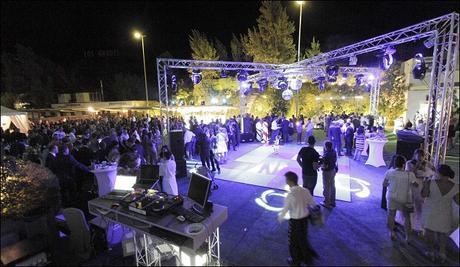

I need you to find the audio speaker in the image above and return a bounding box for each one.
[175,159,187,178]
[240,133,254,143]
[170,130,185,160]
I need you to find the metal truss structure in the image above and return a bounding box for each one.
[157,12,459,164]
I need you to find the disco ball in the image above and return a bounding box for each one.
[289,79,303,91]
[282,89,294,101]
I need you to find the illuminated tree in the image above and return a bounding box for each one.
[230,33,251,62]
[303,36,321,59]
[379,63,409,125]
[242,1,296,64]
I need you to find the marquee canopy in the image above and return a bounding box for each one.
[1,106,30,133]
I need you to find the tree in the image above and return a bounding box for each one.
[230,33,251,62]
[189,30,219,61]
[379,63,409,125]
[304,36,321,59]
[214,38,229,61]
[1,44,70,108]
[242,1,296,64]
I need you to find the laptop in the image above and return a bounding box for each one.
[102,175,137,200]
[133,165,160,189]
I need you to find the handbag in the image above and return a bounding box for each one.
[308,205,324,226]
[404,172,415,213]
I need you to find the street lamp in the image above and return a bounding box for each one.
[133,31,149,105]
[295,1,304,118]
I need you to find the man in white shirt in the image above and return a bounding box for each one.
[304,118,314,141]
[183,128,196,159]
[278,171,318,266]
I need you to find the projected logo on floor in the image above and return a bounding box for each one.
[255,177,371,211]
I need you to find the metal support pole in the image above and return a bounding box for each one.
[295,3,303,118]
[141,36,149,106]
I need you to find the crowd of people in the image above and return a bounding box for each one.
[383,150,458,263]
[1,110,458,266]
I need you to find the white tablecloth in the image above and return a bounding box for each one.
[365,139,387,167]
[91,166,118,196]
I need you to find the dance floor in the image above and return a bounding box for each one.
[192,143,352,202]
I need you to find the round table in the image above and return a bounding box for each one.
[365,139,387,167]
[91,165,118,196]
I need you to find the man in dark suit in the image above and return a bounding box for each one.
[55,144,91,207]
[328,122,343,156]
[197,131,211,169]
[45,144,59,174]
[282,116,290,144]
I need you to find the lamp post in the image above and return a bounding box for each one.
[134,31,149,105]
[295,1,304,118]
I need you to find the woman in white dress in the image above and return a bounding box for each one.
[216,127,228,162]
[383,155,418,242]
[421,165,459,263]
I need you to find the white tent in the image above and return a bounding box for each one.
[1,106,30,133]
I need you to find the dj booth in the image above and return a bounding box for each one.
[88,196,227,266]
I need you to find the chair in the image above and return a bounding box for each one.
[62,208,92,261]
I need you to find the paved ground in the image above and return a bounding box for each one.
[73,131,460,266]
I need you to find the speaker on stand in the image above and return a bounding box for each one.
[170,130,187,178]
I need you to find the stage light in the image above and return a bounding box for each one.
[171,75,177,91]
[220,70,228,78]
[355,74,364,86]
[367,74,375,81]
[315,97,321,101]
[349,56,358,66]
[222,98,227,104]
[317,76,326,91]
[341,96,346,100]
[412,53,426,80]
[237,70,248,81]
[289,78,302,91]
[364,83,372,92]
[423,38,434,48]
[257,78,268,92]
[326,65,339,82]
[282,89,293,100]
[277,77,288,90]
[379,46,395,70]
[179,100,184,106]
[211,97,218,105]
[240,81,253,96]
[192,70,202,84]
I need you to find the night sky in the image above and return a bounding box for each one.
[2,1,459,90]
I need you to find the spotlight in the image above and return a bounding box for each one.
[211,97,218,105]
[277,77,288,90]
[423,38,434,49]
[220,70,228,78]
[257,78,268,92]
[326,65,339,82]
[179,100,185,106]
[412,53,426,80]
[364,83,372,92]
[222,98,227,104]
[171,75,177,91]
[317,76,326,91]
[240,81,253,96]
[367,74,375,81]
[282,89,294,100]
[355,74,364,86]
[349,56,358,66]
[237,70,248,81]
[379,46,396,70]
[289,78,302,91]
[192,70,202,84]
[326,65,339,76]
